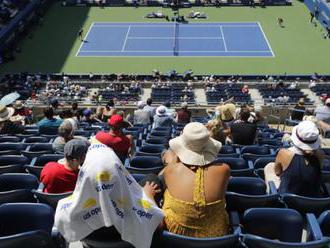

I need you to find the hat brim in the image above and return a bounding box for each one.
[169,136,222,166]
[0,107,14,122]
[291,126,321,151]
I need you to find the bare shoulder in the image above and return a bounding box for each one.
[211,163,230,177]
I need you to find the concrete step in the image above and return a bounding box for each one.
[249,88,264,107]
[194,88,207,105]
[141,88,151,102]
[301,88,321,106]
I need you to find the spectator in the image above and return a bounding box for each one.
[102,100,116,122]
[176,102,191,124]
[37,107,63,129]
[205,119,227,145]
[264,121,323,197]
[161,122,230,237]
[315,98,330,123]
[230,109,257,145]
[95,114,133,163]
[71,102,82,121]
[241,85,249,94]
[0,105,25,135]
[133,101,150,125]
[164,101,176,118]
[81,109,100,124]
[153,106,174,129]
[291,98,305,121]
[13,100,32,123]
[40,139,89,193]
[52,120,89,154]
[50,98,62,116]
[144,98,156,121]
[216,103,236,128]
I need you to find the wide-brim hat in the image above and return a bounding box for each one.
[156,106,167,116]
[291,121,320,151]
[169,122,222,166]
[0,106,14,122]
[218,103,236,121]
[14,100,24,109]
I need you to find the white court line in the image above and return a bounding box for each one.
[257,22,275,58]
[121,25,131,52]
[126,37,223,39]
[75,22,95,57]
[219,26,228,52]
[79,50,272,53]
[93,24,260,28]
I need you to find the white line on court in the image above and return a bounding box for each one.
[76,22,95,57]
[257,22,275,58]
[121,25,131,52]
[126,37,223,39]
[92,25,260,28]
[219,26,228,52]
[79,50,272,53]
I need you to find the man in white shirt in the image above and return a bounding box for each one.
[315,98,330,123]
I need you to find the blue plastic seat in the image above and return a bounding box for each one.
[240,208,329,248]
[127,156,163,174]
[157,231,240,248]
[0,189,36,205]
[219,145,236,154]
[23,136,49,144]
[0,136,21,143]
[0,203,60,248]
[33,190,72,210]
[0,143,26,156]
[281,194,330,217]
[0,173,39,191]
[25,154,63,178]
[135,145,165,157]
[226,177,281,215]
[213,158,254,177]
[22,143,54,160]
[240,145,271,155]
[145,137,168,145]
[318,210,330,237]
[253,157,276,178]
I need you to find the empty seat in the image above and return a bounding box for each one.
[33,191,72,210]
[23,136,49,144]
[0,173,39,191]
[240,208,328,248]
[25,154,63,178]
[0,143,26,156]
[0,136,21,143]
[135,145,165,157]
[22,143,54,160]
[240,145,271,155]
[0,203,59,248]
[213,158,254,177]
[127,156,163,174]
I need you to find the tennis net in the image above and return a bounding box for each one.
[173,22,179,56]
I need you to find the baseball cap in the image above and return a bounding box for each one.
[64,139,90,160]
[108,114,129,129]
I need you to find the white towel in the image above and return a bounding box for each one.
[54,143,164,248]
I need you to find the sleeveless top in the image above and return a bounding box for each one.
[162,167,229,238]
[278,154,321,197]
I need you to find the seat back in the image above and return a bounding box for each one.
[318,210,330,237]
[241,145,270,155]
[129,156,163,169]
[0,230,55,248]
[158,231,240,248]
[0,189,36,205]
[242,208,303,242]
[33,154,63,167]
[0,136,21,143]
[139,145,165,154]
[282,194,330,216]
[0,155,29,166]
[24,137,49,144]
[0,203,54,236]
[254,157,276,170]
[33,191,72,210]
[227,177,266,195]
[219,145,236,155]
[0,173,39,191]
[213,158,248,170]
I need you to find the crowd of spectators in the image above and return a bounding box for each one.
[0,0,29,25]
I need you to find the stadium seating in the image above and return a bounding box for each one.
[126,156,164,174]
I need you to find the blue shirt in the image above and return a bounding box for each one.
[37,118,63,128]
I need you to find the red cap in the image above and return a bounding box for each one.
[108,114,124,129]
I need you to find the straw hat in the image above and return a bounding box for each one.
[291,121,320,151]
[0,105,14,122]
[13,100,24,110]
[169,122,222,166]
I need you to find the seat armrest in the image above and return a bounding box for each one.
[247,160,254,169]
[268,181,278,194]
[306,213,324,241]
[37,182,45,192]
[30,157,37,166]
[229,211,240,231]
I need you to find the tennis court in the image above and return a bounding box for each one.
[77,22,274,57]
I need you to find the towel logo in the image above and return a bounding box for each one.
[96,172,112,182]
[133,199,154,220]
[83,198,97,209]
[111,200,124,218]
[137,199,152,210]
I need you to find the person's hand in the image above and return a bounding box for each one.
[143,181,161,199]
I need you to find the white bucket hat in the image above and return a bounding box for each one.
[169,122,222,166]
[156,106,167,116]
[0,105,14,122]
[291,120,320,151]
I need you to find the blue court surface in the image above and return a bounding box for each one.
[77,22,274,57]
